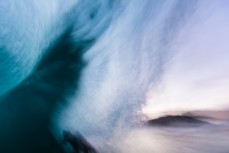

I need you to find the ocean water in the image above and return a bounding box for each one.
[1,0,229,152]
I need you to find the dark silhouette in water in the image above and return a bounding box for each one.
[63,131,98,153]
[0,1,115,151]
[0,26,85,153]
[147,115,210,127]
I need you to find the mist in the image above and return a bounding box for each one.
[58,0,229,152]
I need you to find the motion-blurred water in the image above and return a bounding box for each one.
[1,0,229,152]
[59,1,229,152]
[105,124,229,153]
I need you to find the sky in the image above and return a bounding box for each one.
[142,0,229,119]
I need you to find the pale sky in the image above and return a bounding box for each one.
[142,0,229,119]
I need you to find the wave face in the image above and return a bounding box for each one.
[1,0,229,153]
[0,0,114,152]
